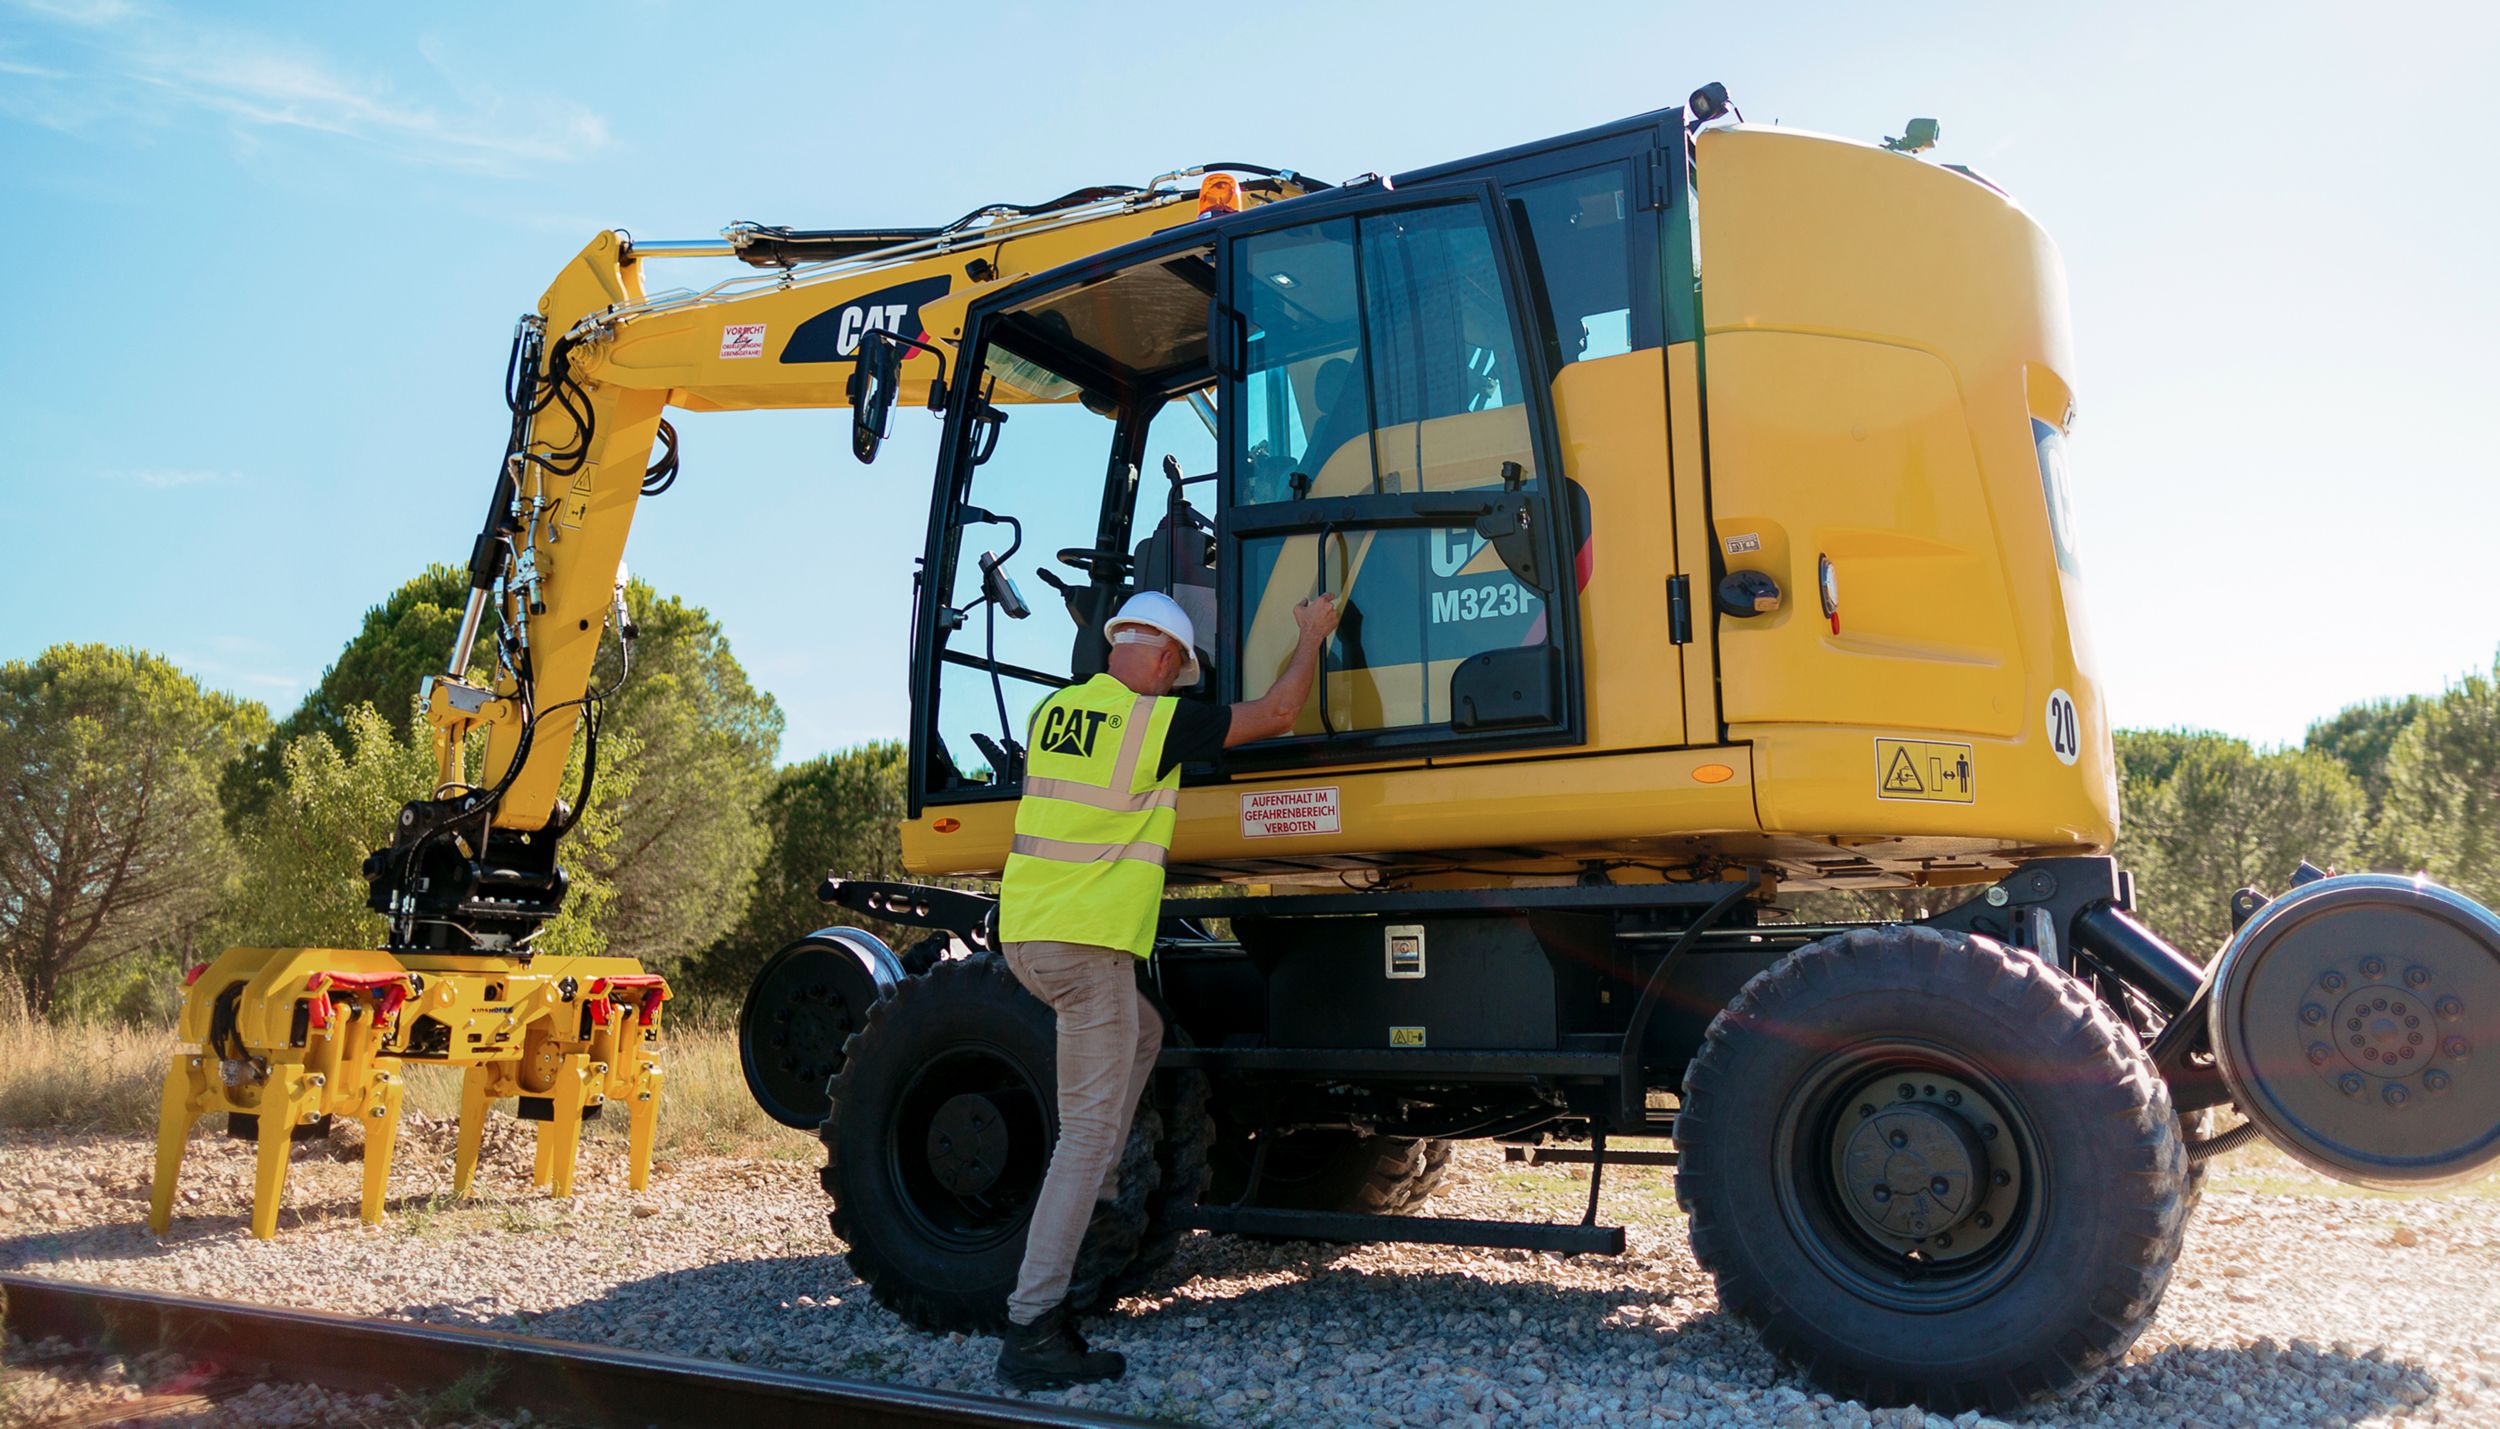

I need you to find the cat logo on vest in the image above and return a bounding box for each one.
[1037,706,1112,758]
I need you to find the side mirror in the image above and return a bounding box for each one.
[847,330,903,465]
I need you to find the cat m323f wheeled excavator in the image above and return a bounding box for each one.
[157,85,2500,1412]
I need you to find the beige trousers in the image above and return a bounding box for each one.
[1002,940,1163,1325]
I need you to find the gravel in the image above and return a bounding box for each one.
[3,1120,2494,1428]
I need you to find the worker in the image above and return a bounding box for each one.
[993,586,1342,1390]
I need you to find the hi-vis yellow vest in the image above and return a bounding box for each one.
[998,674,1182,958]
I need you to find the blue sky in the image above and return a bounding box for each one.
[3,1,2495,761]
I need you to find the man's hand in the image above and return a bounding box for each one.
[1293,593,1342,644]
[1226,594,1345,747]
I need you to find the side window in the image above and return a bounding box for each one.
[1506,163,1638,371]
[1235,218,1372,506]
[1228,199,1555,739]
[928,344,1125,792]
[1358,204,1534,496]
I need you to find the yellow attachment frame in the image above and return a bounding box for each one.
[150,949,667,1240]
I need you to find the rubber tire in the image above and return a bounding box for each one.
[1205,1124,1455,1215]
[1106,1065,1212,1299]
[1676,926,2188,1412]
[820,955,1159,1333]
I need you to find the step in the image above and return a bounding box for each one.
[1172,1205,1625,1255]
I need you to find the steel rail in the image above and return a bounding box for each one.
[0,1273,1164,1429]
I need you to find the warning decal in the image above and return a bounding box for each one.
[1875,738,1977,804]
[719,323,767,360]
[1240,786,1340,838]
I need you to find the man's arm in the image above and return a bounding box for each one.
[1224,594,1342,747]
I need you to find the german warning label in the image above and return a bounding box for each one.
[1875,738,1977,804]
[1240,786,1340,838]
[719,322,767,359]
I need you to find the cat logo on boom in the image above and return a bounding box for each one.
[780,276,953,364]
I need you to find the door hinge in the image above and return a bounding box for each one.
[1666,574,1692,644]
[1644,149,1670,211]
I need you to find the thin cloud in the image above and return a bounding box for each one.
[130,468,231,490]
[11,0,135,24]
[168,651,302,695]
[1,2,610,175]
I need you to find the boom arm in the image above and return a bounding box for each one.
[368,168,1314,954]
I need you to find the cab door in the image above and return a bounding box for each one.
[1212,182,1585,767]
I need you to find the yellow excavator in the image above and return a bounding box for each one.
[146,160,1325,1238]
[155,86,2500,1413]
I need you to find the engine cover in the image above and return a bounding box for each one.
[2207,873,2500,1189]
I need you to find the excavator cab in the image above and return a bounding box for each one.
[907,178,1590,820]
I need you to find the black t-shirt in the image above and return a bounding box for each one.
[1158,699,1231,779]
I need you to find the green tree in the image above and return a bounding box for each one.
[230,566,779,971]
[223,564,481,823]
[583,586,782,971]
[222,703,636,959]
[2375,657,2500,905]
[0,646,268,1016]
[685,743,910,999]
[2115,729,2366,958]
[2307,695,2428,819]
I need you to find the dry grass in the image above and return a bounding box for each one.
[0,989,809,1161]
[0,992,171,1137]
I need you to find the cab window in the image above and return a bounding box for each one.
[1505,162,1638,370]
[1227,198,1557,740]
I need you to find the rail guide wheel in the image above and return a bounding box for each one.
[2207,873,2500,1189]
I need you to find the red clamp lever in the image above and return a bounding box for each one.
[303,970,413,1032]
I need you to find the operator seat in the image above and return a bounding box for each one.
[1130,504,1218,694]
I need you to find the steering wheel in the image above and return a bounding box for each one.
[1055,546,1133,581]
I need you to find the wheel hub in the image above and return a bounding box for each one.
[2327,981,2435,1079]
[926,1092,1012,1196]
[1826,1071,2022,1262]
[1838,1104,1980,1239]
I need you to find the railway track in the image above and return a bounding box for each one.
[0,1273,1159,1428]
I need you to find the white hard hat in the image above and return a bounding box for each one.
[1104,591,1201,686]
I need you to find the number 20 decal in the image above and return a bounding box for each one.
[2045,688,2081,767]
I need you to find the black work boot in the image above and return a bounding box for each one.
[995,1303,1126,1391]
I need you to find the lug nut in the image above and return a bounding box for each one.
[2361,956,2386,978]
[2406,966,2431,987]
[1992,1169,2012,1187]
[1934,1232,1954,1248]
[1943,1090,1962,1106]
[1976,1211,1994,1228]
[2384,1084,2409,1107]
[2321,971,2346,991]
[2446,1037,2471,1058]
[2439,996,2465,1019]
[1980,1123,1999,1140]
[1859,1104,1876,1118]
[2302,1003,2326,1024]
[1898,1083,1917,1100]
[1890,1131,1909,1149]
[1931,1176,1951,1196]
[2340,1073,2366,1096]
[2425,1070,2452,1094]
[2308,1043,2333,1066]
[1872,1185,1892,1203]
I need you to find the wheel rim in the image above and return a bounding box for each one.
[886,1045,1052,1252]
[1772,1038,2045,1312]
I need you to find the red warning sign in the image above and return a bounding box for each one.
[1240,786,1341,838]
